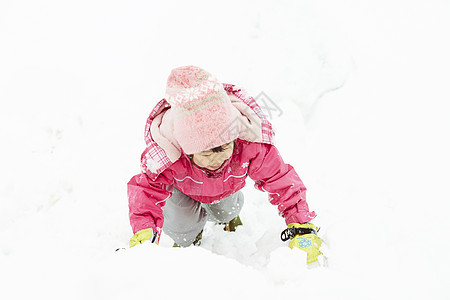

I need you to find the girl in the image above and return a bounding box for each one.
[127,66,323,264]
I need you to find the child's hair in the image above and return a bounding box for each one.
[210,141,233,153]
[188,140,237,159]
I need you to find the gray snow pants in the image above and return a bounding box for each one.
[162,188,244,247]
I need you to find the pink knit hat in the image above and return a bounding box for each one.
[165,66,241,154]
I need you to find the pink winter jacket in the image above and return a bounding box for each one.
[128,84,316,235]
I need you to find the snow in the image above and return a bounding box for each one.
[1,0,450,299]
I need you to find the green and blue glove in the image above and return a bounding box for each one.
[281,222,323,265]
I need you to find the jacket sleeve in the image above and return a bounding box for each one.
[127,169,174,235]
[247,143,316,225]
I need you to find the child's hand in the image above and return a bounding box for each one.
[129,228,158,247]
[281,223,323,265]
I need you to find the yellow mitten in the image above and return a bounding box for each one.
[129,228,158,248]
[281,223,323,265]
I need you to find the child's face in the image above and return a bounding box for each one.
[191,141,235,170]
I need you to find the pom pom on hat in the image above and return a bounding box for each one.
[165,66,241,154]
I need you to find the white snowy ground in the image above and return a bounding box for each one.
[1,0,450,299]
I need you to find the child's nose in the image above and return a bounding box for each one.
[210,153,227,165]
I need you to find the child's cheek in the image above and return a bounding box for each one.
[193,155,210,168]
